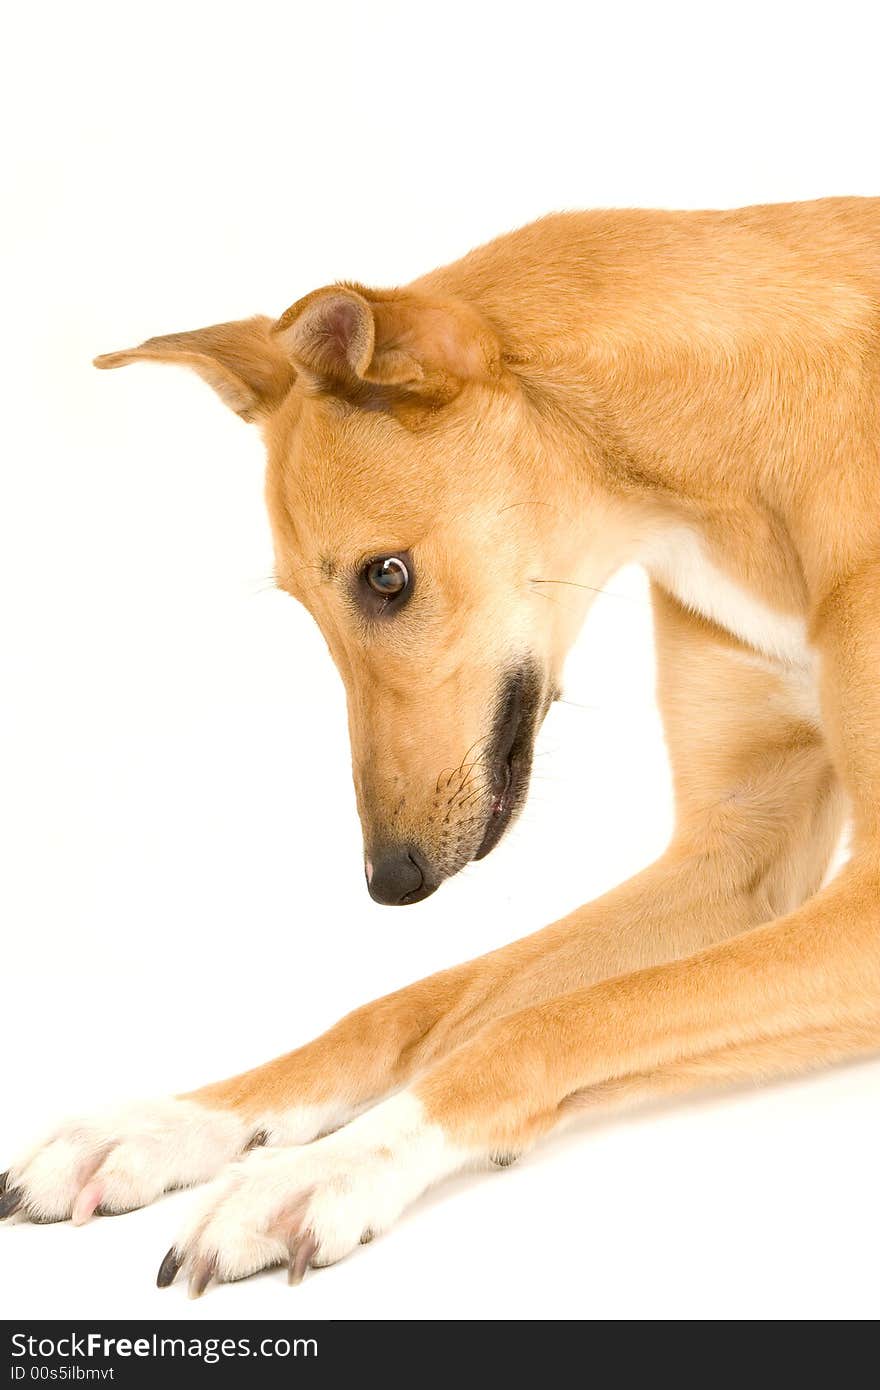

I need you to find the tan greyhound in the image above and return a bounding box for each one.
[3,196,879,1296]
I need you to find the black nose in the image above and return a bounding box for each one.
[366,847,437,906]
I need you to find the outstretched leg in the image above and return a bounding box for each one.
[1,590,843,1224]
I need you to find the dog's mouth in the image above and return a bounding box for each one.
[474,662,546,862]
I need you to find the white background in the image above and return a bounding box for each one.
[3,0,879,1322]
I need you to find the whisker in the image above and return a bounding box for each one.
[246,572,281,596]
[454,786,491,814]
[529,577,637,602]
[436,734,496,793]
[528,588,578,614]
[497,500,565,518]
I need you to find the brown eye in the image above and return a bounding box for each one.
[364,556,410,598]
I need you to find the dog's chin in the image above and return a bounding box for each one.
[473,661,545,863]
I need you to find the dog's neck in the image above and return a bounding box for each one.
[424,215,819,663]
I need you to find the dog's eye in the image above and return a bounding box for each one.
[364,556,410,599]
[356,551,414,618]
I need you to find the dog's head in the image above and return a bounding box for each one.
[96,285,625,903]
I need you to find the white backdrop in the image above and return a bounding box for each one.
[2,0,879,1321]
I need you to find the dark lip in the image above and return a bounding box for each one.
[474,663,544,862]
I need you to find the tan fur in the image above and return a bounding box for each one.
[93,198,880,1190]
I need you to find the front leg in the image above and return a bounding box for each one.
[166,858,880,1292]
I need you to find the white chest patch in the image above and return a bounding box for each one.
[645,527,812,668]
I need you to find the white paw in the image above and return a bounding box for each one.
[1,1098,256,1223]
[161,1093,473,1293]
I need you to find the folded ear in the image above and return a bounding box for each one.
[273,285,501,404]
[93,316,296,422]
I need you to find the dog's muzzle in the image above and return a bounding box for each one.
[362,660,548,907]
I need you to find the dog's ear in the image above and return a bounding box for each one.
[93,316,296,422]
[273,285,501,403]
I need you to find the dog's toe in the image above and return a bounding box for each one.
[0,1186,23,1220]
[287,1231,318,1285]
[187,1255,217,1300]
[156,1245,184,1288]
